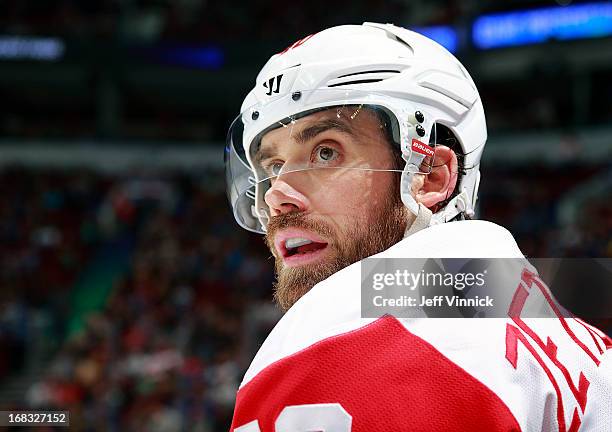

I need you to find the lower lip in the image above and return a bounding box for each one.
[282,245,329,267]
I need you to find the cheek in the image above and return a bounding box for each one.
[309,171,386,221]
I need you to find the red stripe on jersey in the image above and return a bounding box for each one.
[231,316,521,432]
[575,319,605,355]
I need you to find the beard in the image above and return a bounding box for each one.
[264,180,409,312]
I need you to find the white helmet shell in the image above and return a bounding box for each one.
[226,22,487,233]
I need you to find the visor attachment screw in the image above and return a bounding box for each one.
[416,124,426,137]
[415,111,424,123]
[291,91,302,101]
[251,111,259,120]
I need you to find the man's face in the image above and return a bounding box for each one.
[256,108,410,311]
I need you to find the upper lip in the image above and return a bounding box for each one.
[274,228,329,258]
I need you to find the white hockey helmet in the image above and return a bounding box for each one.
[226,22,486,234]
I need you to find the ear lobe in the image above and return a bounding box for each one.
[416,145,458,210]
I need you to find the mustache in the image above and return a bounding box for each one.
[265,212,335,249]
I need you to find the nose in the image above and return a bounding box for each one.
[264,177,309,217]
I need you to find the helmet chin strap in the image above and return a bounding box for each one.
[399,166,420,215]
[400,168,432,238]
[401,166,474,237]
[430,189,474,225]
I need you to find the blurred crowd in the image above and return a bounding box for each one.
[0,168,104,380]
[0,162,610,431]
[0,167,276,430]
[0,0,449,43]
[480,162,612,257]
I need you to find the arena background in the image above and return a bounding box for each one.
[0,0,611,430]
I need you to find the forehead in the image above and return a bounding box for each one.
[255,107,385,157]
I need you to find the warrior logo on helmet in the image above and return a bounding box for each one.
[263,74,283,96]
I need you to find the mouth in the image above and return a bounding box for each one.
[274,228,330,267]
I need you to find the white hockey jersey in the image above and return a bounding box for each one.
[230,220,612,432]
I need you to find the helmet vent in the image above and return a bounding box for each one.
[337,69,400,78]
[392,35,414,52]
[328,78,383,87]
[326,70,400,88]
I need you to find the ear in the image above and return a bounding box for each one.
[415,145,458,210]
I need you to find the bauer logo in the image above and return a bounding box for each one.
[411,138,434,157]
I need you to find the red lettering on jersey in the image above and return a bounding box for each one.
[505,267,612,431]
[231,316,520,432]
[522,269,601,364]
[575,317,612,353]
[514,318,590,412]
[277,33,318,55]
[505,323,581,432]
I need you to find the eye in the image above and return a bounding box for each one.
[266,162,283,176]
[314,146,338,163]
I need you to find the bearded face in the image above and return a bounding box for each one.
[258,108,410,311]
[265,183,408,311]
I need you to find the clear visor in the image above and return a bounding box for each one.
[226,90,446,233]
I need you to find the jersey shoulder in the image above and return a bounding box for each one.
[383,219,523,259]
[233,220,612,431]
[241,219,525,388]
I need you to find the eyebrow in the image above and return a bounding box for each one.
[254,119,356,164]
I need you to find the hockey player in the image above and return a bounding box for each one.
[225,23,612,431]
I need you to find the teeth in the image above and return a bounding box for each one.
[285,237,313,249]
